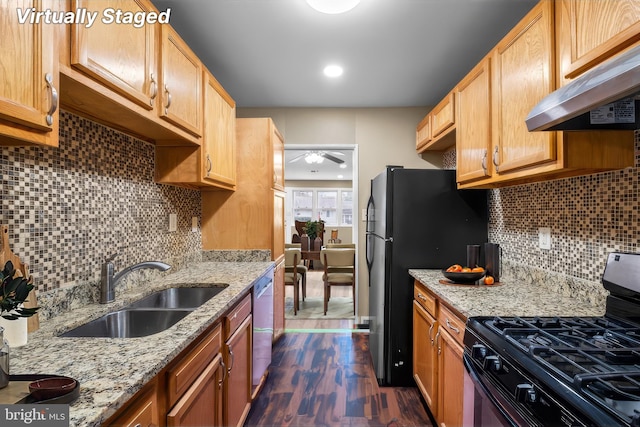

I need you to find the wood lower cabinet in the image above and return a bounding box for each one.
[224,294,253,427]
[413,280,466,427]
[103,380,159,427]
[0,0,59,147]
[413,301,437,416]
[167,354,224,427]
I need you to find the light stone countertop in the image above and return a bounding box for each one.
[409,269,607,319]
[8,261,274,427]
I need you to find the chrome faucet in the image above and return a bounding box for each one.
[100,254,171,303]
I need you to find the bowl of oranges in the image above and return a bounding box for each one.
[442,264,486,283]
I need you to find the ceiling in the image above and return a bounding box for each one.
[150,0,538,109]
[285,149,353,181]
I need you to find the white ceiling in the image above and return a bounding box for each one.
[285,149,354,181]
[150,0,538,108]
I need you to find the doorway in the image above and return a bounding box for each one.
[283,144,359,327]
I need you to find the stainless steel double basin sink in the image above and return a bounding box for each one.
[60,286,227,338]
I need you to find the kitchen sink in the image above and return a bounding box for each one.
[125,286,227,310]
[60,309,192,338]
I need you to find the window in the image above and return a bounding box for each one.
[287,188,352,226]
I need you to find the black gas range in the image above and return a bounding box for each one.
[464,252,640,427]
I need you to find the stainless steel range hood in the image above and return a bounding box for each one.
[526,44,640,132]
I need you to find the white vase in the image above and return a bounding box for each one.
[0,316,27,348]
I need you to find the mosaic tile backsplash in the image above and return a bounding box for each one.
[0,111,202,294]
[444,132,640,288]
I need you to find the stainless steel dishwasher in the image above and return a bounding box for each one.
[252,272,274,387]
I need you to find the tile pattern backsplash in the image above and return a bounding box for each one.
[443,132,640,287]
[0,111,202,293]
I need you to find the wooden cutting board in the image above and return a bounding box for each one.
[0,225,39,332]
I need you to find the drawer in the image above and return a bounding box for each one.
[167,324,222,407]
[437,303,465,346]
[414,281,436,316]
[225,293,252,338]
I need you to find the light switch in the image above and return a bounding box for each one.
[538,227,551,250]
[169,214,177,232]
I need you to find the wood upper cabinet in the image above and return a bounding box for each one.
[155,68,236,190]
[415,92,455,152]
[272,126,285,191]
[456,57,492,185]
[415,115,431,152]
[491,0,556,176]
[70,0,157,111]
[202,118,286,261]
[0,0,59,146]
[556,0,640,83]
[159,25,202,137]
[202,70,236,188]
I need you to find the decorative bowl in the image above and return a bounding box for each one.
[29,377,77,400]
[441,269,485,283]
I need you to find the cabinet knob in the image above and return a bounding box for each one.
[45,73,58,126]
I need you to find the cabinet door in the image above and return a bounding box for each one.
[273,192,285,261]
[71,0,157,110]
[167,354,224,427]
[224,315,252,427]
[431,92,455,139]
[557,0,640,81]
[492,0,556,175]
[272,125,285,191]
[416,115,431,152]
[456,58,491,184]
[203,70,236,188]
[0,0,58,146]
[437,328,465,427]
[160,25,202,137]
[413,301,438,418]
[105,384,159,427]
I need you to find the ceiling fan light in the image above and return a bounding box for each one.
[305,0,361,14]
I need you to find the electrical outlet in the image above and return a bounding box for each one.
[169,214,177,232]
[538,227,551,250]
[191,217,198,232]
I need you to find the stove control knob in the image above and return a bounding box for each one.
[515,384,537,404]
[471,344,487,361]
[483,355,502,373]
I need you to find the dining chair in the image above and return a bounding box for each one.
[285,244,307,298]
[284,248,302,315]
[320,248,355,316]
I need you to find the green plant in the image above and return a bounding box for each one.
[0,261,39,320]
[303,220,324,240]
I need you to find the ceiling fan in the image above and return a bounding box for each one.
[288,150,345,164]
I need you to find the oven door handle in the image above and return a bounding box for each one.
[463,354,520,427]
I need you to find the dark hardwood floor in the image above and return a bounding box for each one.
[245,332,433,427]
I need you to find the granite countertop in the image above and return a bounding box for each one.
[7,261,274,427]
[409,269,606,319]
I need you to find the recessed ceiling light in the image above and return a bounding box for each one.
[337,174,344,179]
[339,164,347,169]
[306,0,361,14]
[324,65,343,78]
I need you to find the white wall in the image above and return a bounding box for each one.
[238,107,438,316]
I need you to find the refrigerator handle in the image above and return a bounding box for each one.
[365,195,374,275]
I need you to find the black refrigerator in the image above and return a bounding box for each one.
[365,166,488,386]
